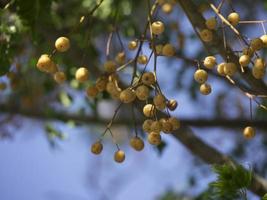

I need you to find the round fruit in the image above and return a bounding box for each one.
[91,141,103,155]
[203,56,216,69]
[167,99,178,111]
[128,40,138,50]
[200,29,213,42]
[104,60,117,73]
[114,150,125,163]
[148,132,161,145]
[205,17,217,30]
[75,67,89,82]
[243,126,255,139]
[55,37,70,52]
[151,120,162,133]
[96,77,108,92]
[254,58,266,70]
[250,38,264,51]
[137,55,148,65]
[239,55,250,67]
[120,88,136,103]
[143,104,156,118]
[199,83,212,95]
[36,54,53,72]
[160,119,173,133]
[54,71,66,84]
[115,51,126,64]
[151,21,165,35]
[153,94,166,110]
[130,137,144,151]
[168,117,180,130]
[194,69,208,83]
[252,67,265,79]
[162,3,173,14]
[136,85,150,101]
[217,62,226,76]
[162,43,175,57]
[260,34,267,47]
[86,85,99,98]
[143,119,153,133]
[224,62,237,76]
[227,12,240,26]
[141,72,156,86]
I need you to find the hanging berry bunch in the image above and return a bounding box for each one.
[35,0,267,163]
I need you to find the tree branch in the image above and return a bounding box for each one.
[177,0,267,96]
[0,104,267,129]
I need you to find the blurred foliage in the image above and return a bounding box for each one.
[208,164,252,200]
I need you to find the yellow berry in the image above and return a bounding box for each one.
[137,55,148,65]
[224,62,237,76]
[136,85,150,101]
[130,137,144,151]
[143,119,153,133]
[91,141,103,155]
[54,71,66,84]
[161,3,173,14]
[151,120,162,133]
[120,88,136,103]
[86,85,99,98]
[203,56,216,69]
[254,58,266,70]
[239,55,250,67]
[260,34,267,47]
[36,54,53,73]
[252,67,265,79]
[143,104,156,118]
[148,131,161,145]
[250,38,264,51]
[128,40,138,50]
[55,37,70,52]
[200,29,213,42]
[227,12,240,26]
[205,17,217,30]
[167,99,178,111]
[160,118,173,133]
[153,94,166,110]
[162,43,175,57]
[168,117,180,130]
[199,83,212,95]
[104,60,117,73]
[96,76,108,92]
[194,69,208,83]
[115,51,126,65]
[141,72,156,86]
[217,62,226,76]
[151,21,165,35]
[243,126,255,139]
[114,150,125,163]
[75,67,89,82]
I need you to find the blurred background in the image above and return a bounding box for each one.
[0,0,267,199]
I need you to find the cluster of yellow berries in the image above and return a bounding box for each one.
[35,5,262,163]
[88,19,181,163]
[197,11,263,140]
[36,37,70,83]
[90,68,180,163]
